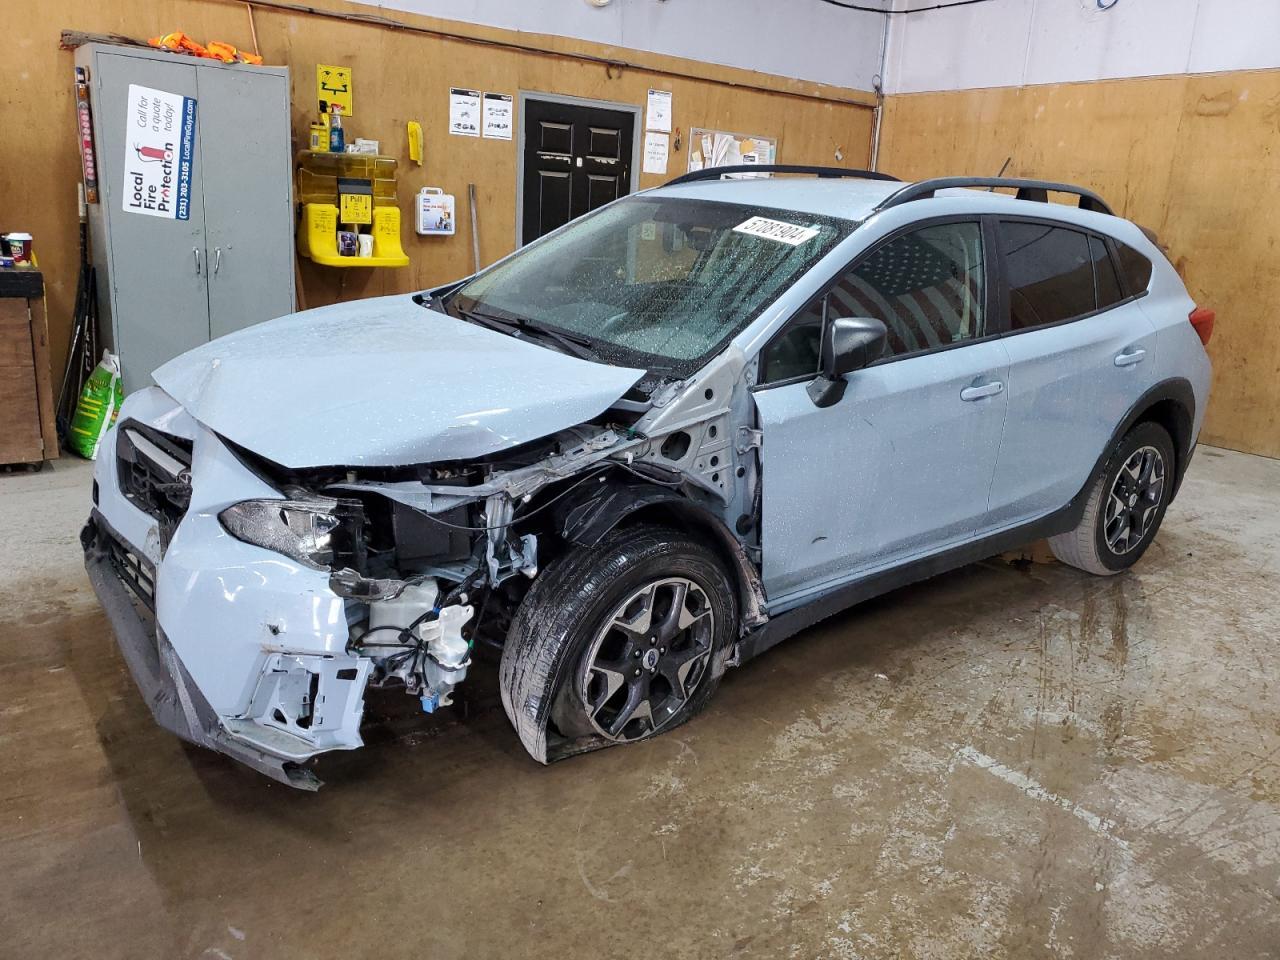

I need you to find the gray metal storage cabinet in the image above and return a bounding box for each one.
[75,43,295,394]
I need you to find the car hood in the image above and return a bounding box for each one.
[152,295,646,468]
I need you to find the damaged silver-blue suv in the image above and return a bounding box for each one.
[84,166,1214,788]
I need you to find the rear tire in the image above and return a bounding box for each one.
[499,524,737,763]
[1049,421,1176,575]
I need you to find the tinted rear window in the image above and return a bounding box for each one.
[1001,222,1095,330]
[1090,235,1124,309]
[1115,241,1153,296]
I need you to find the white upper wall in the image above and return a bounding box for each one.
[353,0,890,92]
[885,0,1280,94]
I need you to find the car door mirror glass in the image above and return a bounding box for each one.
[807,316,887,408]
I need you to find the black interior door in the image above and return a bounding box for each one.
[522,98,634,245]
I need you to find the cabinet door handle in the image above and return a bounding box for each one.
[193,247,202,275]
[213,247,222,275]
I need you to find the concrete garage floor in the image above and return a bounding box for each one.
[2,447,1278,960]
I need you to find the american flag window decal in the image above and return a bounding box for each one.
[830,222,985,357]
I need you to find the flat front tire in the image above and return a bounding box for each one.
[1049,421,1176,576]
[499,525,737,763]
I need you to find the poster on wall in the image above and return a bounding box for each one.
[449,88,481,136]
[482,93,513,139]
[643,132,670,175]
[646,88,672,132]
[121,84,197,220]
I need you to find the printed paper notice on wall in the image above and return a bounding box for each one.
[482,93,513,140]
[643,131,670,175]
[449,88,481,137]
[121,84,197,221]
[646,88,672,132]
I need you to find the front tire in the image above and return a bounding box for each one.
[499,525,737,763]
[1049,421,1176,575]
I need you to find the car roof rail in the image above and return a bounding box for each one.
[665,164,901,186]
[875,177,1114,215]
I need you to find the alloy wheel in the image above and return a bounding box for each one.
[580,577,716,742]
[1104,444,1166,555]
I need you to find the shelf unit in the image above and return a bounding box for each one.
[296,151,409,268]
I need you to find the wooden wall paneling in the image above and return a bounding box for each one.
[7,0,874,399]
[1162,73,1280,455]
[880,69,1280,458]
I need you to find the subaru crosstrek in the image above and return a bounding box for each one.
[83,167,1214,788]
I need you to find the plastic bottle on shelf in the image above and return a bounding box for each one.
[309,117,328,152]
[328,104,345,153]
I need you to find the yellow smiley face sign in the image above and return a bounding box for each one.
[316,64,353,117]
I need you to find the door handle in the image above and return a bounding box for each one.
[213,247,222,275]
[193,247,202,275]
[1114,348,1146,367]
[961,380,1004,402]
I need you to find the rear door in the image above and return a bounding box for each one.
[985,220,1161,528]
[755,219,1011,605]
[521,98,634,244]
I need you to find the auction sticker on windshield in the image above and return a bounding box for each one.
[733,216,820,246]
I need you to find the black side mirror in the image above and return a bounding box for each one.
[807,317,887,408]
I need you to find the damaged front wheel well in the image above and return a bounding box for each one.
[561,488,766,635]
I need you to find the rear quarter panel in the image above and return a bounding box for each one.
[1130,232,1212,444]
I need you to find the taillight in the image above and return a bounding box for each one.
[1189,306,1215,346]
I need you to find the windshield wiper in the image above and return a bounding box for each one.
[459,307,600,363]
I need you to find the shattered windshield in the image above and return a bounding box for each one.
[447,196,853,376]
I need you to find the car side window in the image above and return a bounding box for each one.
[759,296,824,384]
[1091,235,1124,310]
[1001,222,1095,330]
[829,222,986,358]
[1114,241,1153,296]
[759,221,986,384]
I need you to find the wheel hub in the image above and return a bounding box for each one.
[1104,444,1166,555]
[580,576,716,742]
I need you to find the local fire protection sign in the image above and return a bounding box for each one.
[121,84,197,220]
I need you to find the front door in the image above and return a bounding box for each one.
[754,219,1010,606]
[521,97,634,245]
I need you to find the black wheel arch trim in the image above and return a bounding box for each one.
[553,475,768,632]
[1088,377,1197,506]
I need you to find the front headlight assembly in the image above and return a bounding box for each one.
[219,491,365,570]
